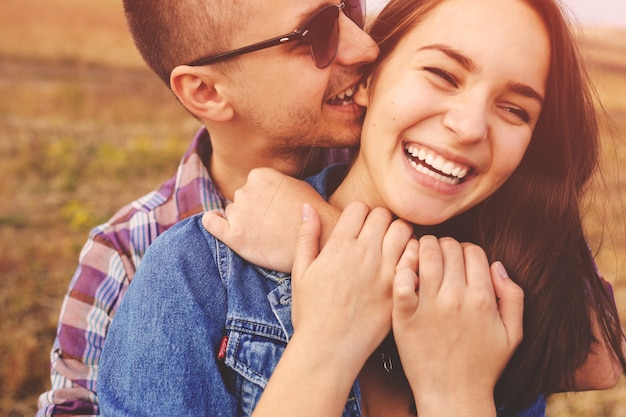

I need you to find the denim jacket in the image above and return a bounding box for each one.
[99,165,545,417]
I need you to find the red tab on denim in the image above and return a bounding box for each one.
[217,335,228,360]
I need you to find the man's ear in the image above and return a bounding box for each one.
[170,65,234,122]
[353,75,372,107]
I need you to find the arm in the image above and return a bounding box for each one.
[252,203,413,416]
[571,312,625,390]
[392,236,525,417]
[203,168,340,272]
[568,275,625,390]
[38,232,129,416]
[99,217,238,416]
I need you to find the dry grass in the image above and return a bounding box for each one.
[1,1,625,416]
[0,0,143,67]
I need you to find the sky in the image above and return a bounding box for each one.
[366,0,626,27]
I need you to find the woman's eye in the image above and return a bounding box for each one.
[500,106,532,125]
[423,67,458,88]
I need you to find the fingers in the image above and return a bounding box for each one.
[358,207,394,250]
[417,238,497,302]
[292,204,322,281]
[416,235,444,298]
[491,261,525,347]
[461,242,497,298]
[330,201,372,239]
[382,219,414,268]
[396,238,419,274]
[393,267,419,322]
[392,238,420,323]
[202,210,229,240]
[439,237,468,293]
[294,201,404,285]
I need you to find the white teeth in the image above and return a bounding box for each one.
[405,144,470,181]
[409,159,460,185]
[442,161,454,175]
[333,87,355,102]
[431,156,445,172]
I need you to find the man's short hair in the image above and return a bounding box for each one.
[123,0,249,86]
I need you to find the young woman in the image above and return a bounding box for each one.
[205,0,626,412]
[100,0,625,416]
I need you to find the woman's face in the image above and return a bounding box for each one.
[343,0,550,225]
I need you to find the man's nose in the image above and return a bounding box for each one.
[334,12,379,66]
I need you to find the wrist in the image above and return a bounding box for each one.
[288,331,367,381]
[414,388,497,417]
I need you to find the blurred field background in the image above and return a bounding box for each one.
[0,0,624,416]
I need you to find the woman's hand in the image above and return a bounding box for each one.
[291,202,413,373]
[252,203,412,417]
[392,236,524,417]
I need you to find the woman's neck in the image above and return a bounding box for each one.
[328,159,382,211]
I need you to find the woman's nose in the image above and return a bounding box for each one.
[442,95,489,144]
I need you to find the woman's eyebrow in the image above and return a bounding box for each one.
[418,44,475,71]
[507,82,544,104]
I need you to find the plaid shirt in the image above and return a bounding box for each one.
[37,128,226,416]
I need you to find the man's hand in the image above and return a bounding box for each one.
[203,168,339,272]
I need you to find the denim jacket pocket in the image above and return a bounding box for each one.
[223,320,287,416]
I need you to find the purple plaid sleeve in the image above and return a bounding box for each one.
[37,129,226,416]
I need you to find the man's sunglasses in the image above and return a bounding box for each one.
[186,1,365,69]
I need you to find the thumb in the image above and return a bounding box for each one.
[292,204,321,281]
[202,210,229,240]
[491,261,525,348]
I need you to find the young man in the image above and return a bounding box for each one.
[37,0,378,415]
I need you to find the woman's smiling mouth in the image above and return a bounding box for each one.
[404,143,472,185]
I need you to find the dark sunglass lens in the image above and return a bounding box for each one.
[344,0,365,29]
[307,6,340,68]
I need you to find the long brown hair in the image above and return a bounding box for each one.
[367,0,626,409]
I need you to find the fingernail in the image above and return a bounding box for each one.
[302,203,312,221]
[495,261,509,279]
